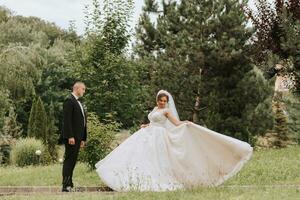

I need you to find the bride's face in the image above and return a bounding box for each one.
[157,96,168,109]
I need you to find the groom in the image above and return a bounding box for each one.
[62,81,87,192]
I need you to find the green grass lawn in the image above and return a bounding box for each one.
[224,145,300,186]
[1,188,300,200]
[1,145,300,199]
[0,162,101,186]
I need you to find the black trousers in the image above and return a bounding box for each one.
[62,139,81,188]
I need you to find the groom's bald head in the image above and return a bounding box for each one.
[72,81,86,97]
[73,81,85,89]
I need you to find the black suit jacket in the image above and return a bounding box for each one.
[62,94,87,141]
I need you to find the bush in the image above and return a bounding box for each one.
[79,113,120,169]
[10,138,51,167]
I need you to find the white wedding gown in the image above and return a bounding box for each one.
[95,107,253,191]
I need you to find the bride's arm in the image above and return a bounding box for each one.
[165,110,189,126]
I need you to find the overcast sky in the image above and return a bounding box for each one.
[0,0,259,36]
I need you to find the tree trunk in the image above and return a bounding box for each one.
[193,96,200,123]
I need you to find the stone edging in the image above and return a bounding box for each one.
[0,186,113,195]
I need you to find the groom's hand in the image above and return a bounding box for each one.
[80,141,85,148]
[68,137,75,145]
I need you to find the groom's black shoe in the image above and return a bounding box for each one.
[62,186,72,192]
[62,176,73,192]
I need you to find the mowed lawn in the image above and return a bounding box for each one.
[1,145,300,199]
[1,188,300,200]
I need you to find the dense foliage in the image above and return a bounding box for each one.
[134,0,274,142]
[0,0,299,164]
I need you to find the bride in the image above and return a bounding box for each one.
[95,90,253,191]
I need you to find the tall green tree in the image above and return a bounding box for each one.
[247,0,300,145]
[135,0,274,141]
[46,102,59,160]
[27,97,47,142]
[71,0,145,127]
[283,93,300,143]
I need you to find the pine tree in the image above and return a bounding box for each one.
[135,0,274,141]
[284,93,300,143]
[27,97,47,142]
[46,101,58,160]
[237,67,275,139]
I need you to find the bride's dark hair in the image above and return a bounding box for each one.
[156,93,169,102]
